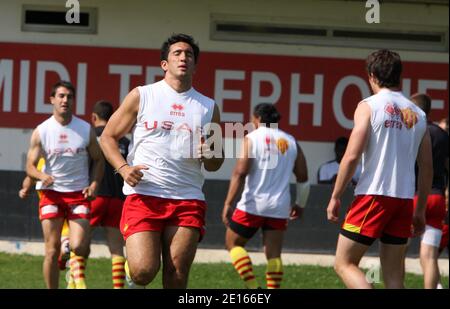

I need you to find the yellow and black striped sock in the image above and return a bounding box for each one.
[112,256,126,289]
[66,266,76,289]
[229,246,259,289]
[69,252,87,289]
[266,257,283,289]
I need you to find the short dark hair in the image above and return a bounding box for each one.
[92,100,114,121]
[366,49,402,88]
[410,93,431,115]
[50,80,75,97]
[253,103,281,124]
[161,33,200,64]
[335,136,349,149]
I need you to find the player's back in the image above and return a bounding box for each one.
[237,126,297,219]
[355,89,427,199]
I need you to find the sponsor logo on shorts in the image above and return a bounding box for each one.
[41,205,58,215]
[71,205,89,215]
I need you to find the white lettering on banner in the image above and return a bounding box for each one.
[250,71,281,114]
[19,60,30,113]
[41,205,58,215]
[214,70,245,122]
[402,79,411,98]
[109,65,143,103]
[289,73,324,126]
[35,61,70,114]
[333,76,371,129]
[0,59,13,112]
[146,66,164,85]
[418,79,447,109]
[76,63,87,115]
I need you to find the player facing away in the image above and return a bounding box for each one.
[326,50,432,288]
[26,80,104,289]
[100,33,224,288]
[222,103,310,289]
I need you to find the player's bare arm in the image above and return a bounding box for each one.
[222,137,252,226]
[84,127,105,199]
[100,88,148,187]
[327,101,371,222]
[26,128,54,187]
[199,104,225,171]
[18,175,35,199]
[291,143,309,219]
[413,127,433,237]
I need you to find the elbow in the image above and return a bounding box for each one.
[344,154,360,166]
[232,169,247,181]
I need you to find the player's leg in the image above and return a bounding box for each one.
[226,209,261,289]
[58,220,70,270]
[102,197,126,288]
[419,225,442,288]
[334,233,372,288]
[379,239,408,288]
[68,218,90,289]
[105,226,126,289]
[380,197,415,288]
[262,229,284,289]
[161,226,199,288]
[41,217,65,289]
[126,231,162,286]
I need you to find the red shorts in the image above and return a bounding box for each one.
[90,196,124,228]
[413,194,446,230]
[342,195,413,239]
[231,208,288,230]
[38,190,90,221]
[120,194,207,241]
[439,224,449,253]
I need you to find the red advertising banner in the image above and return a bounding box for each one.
[0,42,448,142]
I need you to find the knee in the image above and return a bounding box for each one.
[131,264,159,286]
[45,246,60,260]
[334,259,349,277]
[164,262,189,280]
[71,242,90,257]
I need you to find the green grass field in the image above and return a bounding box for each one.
[0,252,447,289]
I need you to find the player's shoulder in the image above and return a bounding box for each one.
[191,88,215,106]
[37,115,55,128]
[72,115,91,128]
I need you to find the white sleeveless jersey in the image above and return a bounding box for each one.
[123,80,215,200]
[354,89,427,199]
[38,116,91,192]
[236,127,298,219]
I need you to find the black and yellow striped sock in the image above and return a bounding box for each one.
[112,256,126,289]
[69,252,87,289]
[229,246,259,289]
